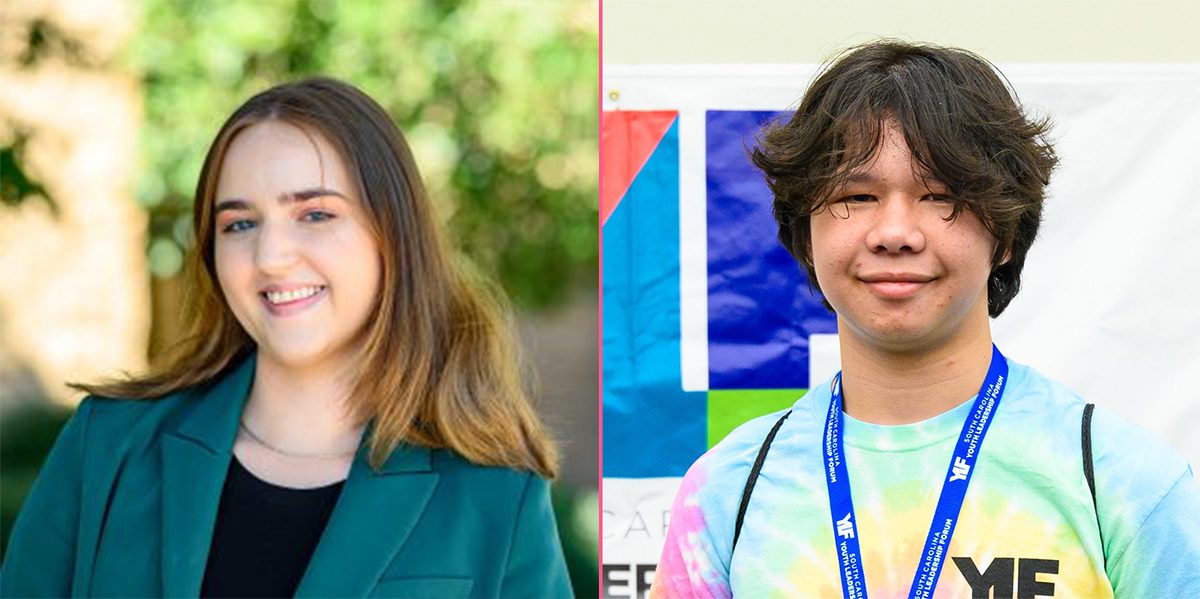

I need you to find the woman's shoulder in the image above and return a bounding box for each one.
[79,353,255,436]
[83,384,201,426]
[429,449,545,488]
[72,382,216,457]
[426,450,552,511]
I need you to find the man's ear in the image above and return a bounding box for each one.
[796,219,814,267]
[996,241,1013,267]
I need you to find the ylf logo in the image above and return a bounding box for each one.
[950,457,970,482]
[953,556,1059,597]
[837,513,855,539]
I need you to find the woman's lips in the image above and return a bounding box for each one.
[259,285,326,316]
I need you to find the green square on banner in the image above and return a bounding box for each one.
[707,389,808,448]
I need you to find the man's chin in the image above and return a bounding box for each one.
[844,319,947,354]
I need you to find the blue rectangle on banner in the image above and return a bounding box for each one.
[706,110,837,391]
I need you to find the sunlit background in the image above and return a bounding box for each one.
[0,0,599,594]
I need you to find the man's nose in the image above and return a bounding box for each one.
[864,197,926,254]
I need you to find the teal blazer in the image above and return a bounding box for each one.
[0,356,573,598]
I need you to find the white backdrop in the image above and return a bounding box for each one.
[601,63,1200,596]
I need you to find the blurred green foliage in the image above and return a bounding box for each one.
[128,0,599,309]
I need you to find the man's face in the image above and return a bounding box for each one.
[810,121,995,353]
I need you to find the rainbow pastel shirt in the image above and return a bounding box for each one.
[651,359,1200,598]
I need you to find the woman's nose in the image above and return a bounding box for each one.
[253,221,301,274]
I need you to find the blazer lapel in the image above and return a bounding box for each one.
[294,443,440,598]
[160,355,255,597]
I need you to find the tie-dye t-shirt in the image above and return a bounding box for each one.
[651,359,1200,598]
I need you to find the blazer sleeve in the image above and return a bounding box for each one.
[1,397,94,597]
[498,474,573,599]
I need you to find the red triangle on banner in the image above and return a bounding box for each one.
[601,110,678,225]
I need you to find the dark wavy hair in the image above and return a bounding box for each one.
[750,40,1058,317]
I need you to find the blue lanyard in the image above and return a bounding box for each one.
[822,344,1009,599]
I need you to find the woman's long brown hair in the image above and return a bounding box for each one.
[74,77,558,478]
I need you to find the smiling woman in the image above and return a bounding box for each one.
[211,121,386,491]
[0,78,571,598]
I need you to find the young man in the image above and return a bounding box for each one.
[651,41,1200,598]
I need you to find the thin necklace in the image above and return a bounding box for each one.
[239,419,359,459]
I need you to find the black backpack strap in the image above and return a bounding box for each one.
[732,410,792,553]
[1082,403,1106,569]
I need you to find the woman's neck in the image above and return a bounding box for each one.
[837,319,996,425]
[240,352,365,456]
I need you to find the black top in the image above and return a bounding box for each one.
[200,457,345,598]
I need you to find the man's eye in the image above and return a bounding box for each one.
[841,194,874,203]
[924,194,956,203]
[221,220,255,233]
[301,211,335,223]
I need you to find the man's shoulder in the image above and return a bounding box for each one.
[1089,402,1193,517]
[695,405,801,481]
[1005,360,1195,555]
[1088,402,1198,578]
[663,404,807,567]
[1089,403,1189,478]
[1005,360,1189,475]
[1003,360,1087,410]
[675,393,817,513]
[1005,359,1188,471]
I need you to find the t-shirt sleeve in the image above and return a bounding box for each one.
[1089,405,1200,595]
[1106,469,1200,596]
[649,410,788,599]
[650,457,734,599]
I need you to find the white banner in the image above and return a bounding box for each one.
[601,63,1200,591]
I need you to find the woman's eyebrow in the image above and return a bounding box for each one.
[215,188,347,214]
[281,187,347,204]
[214,199,250,214]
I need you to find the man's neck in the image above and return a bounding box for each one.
[837,319,996,425]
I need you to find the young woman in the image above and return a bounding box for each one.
[1,78,572,598]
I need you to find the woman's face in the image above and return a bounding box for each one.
[213,121,382,372]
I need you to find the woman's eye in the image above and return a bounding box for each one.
[301,210,335,223]
[842,194,874,203]
[924,194,955,203]
[221,220,255,233]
